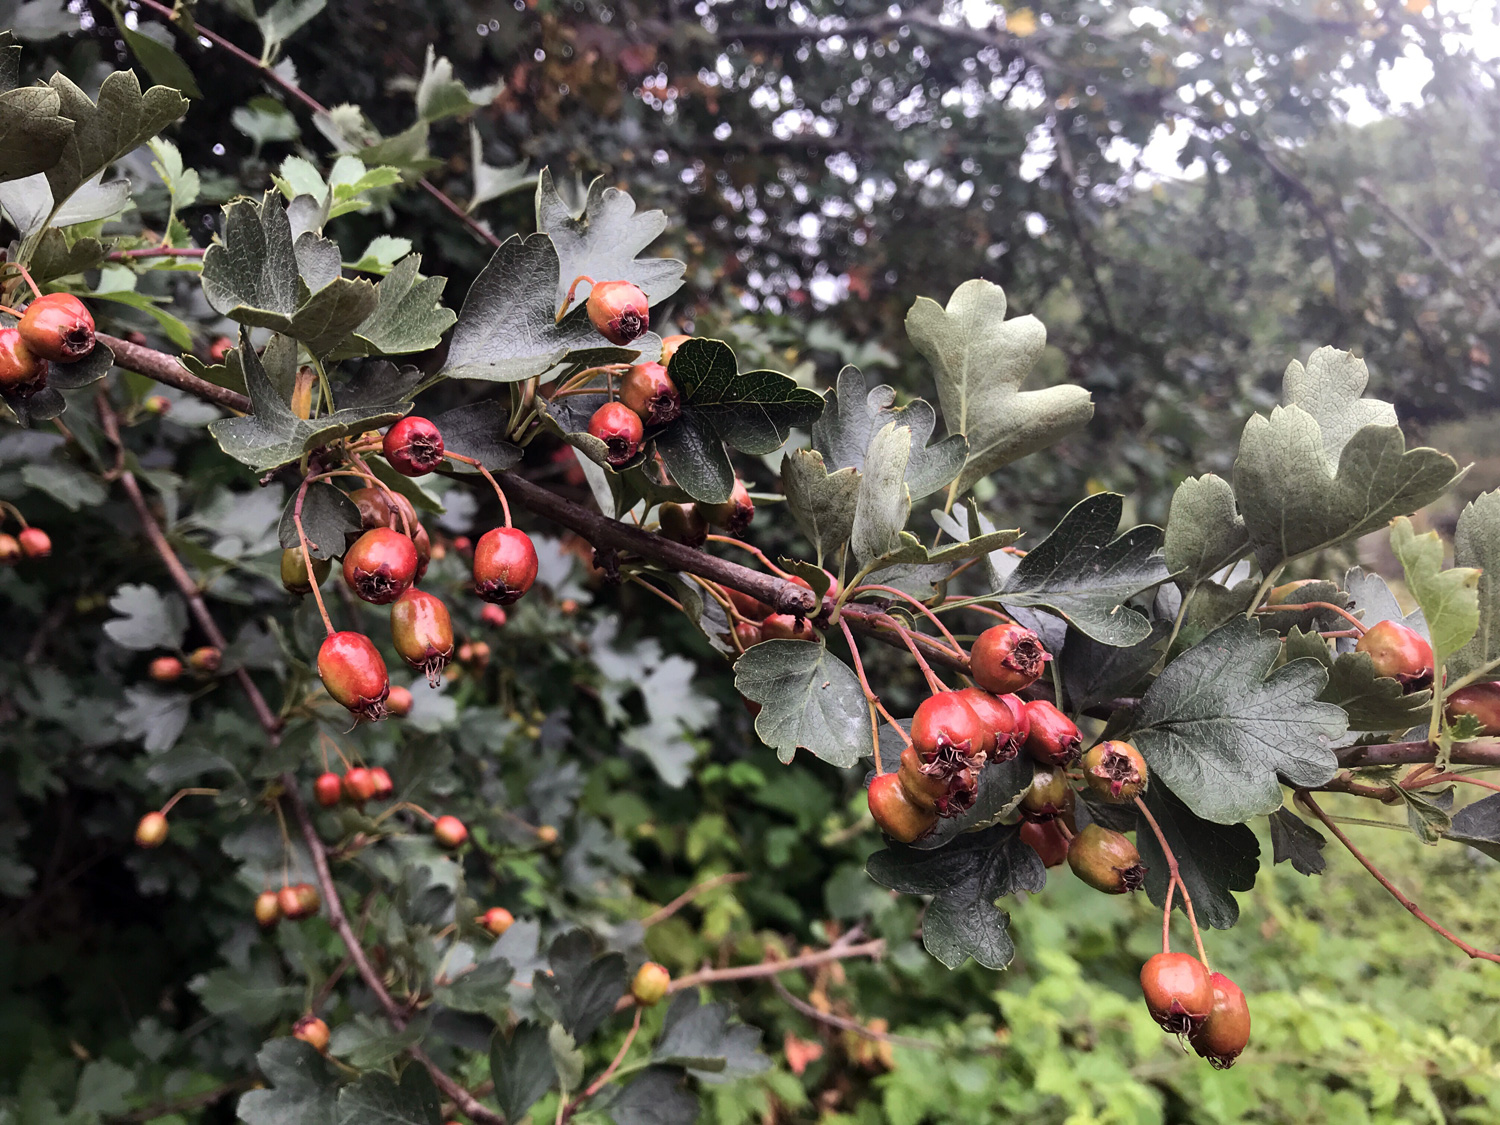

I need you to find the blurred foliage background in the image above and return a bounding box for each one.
[4,0,1500,1119]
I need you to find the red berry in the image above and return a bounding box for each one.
[1140,952,1215,1034]
[411,522,431,582]
[473,527,539,605]
[970,623,1046,694]
[536,825,559,845]
[588,400,645,467]
[17,527,50,558]
[0,326,47,396]
[620,362,681,426]
[586,280,649,345]
[898,745,976,818]
[343,767,378,805]
[281,548,330,594]
[343,528,419,605]
[997,693,1030,747]
[434,815,468,848]
[658,502,708,547]
[1018,765,1073,822]
[142,395,171,415]
[292,1015,330,1052]
[314,772,343,807]
[317,632,390,721]
[631,962,671,1006]
[481,907,514,936]
[1189,972,1251,1068]
[458,640,491,668]
[867,772,938,842]
[1067,824,1146,893]
[135,811,168,848]
[386,685,413,717]
[383,416,445,476]
[954,688,1017,760]
[277,885,303,919]
[1356,619,1434,689]
[254,890,281,928]
[349,486,416,533]
[1022,700,1082,766]
[788,571,840,605]
[208,336,233,362]
[658,334,691,367]
[18,293,94,361]
[1081,740,1149,803]
[389,587,454,685]
[1019,820,1070,867]
[1447,682,1500,735]
[911,691,985,761]
[725,588,769,621]
[760,613,815,641]
[149,655,184,683]
[733,621,762,649]
[481,604,508,628]
[369,767,395,800]
[187,646,222,675]
[1266,578,1318,605]
[0,534,18,564]
[293,883,321,917]
[701,479,754,534]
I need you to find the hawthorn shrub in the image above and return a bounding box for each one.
[4,21,1500,1125]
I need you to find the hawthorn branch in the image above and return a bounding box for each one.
[96,333,250,414]
[640,872,747,927]
[1295,790,1500,966]
[1335,740,1500,769]
[768,977,932,1050]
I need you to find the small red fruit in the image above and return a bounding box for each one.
[658,502,708,547]
[733,620,762,649]
[867,771,938,842]
[292,1015,330,1052]
[0,534,19,564]
[208,336,233,362]
[317,632,390,721]
[631,961,671,1006]
[187,646,222,675]
[293,883,321,917]
[314,772,343,807]
[481,604,508,628]
[480,907,514,936]
[17,527,50,558]
[343,767,378,805]
[135,811,168,848]
[1189,972,1251,1068]
[955,688,1015,760]
[281,548,330,594]
[386,685,413,717]
[0,327,46,395]
[760,613,815,641]
[1081,740,1149,802]
[1022,700,1081,766]
[473,527,539,605]
[911,691,985,761]
[142,395,171,415]
[1019,819,1070,867]
[459,640,491,668]
[1019,765,1073,822]
[726,588,769,621]
[658,334,691,366]
[588,400,645,467]
[18,292,94,361]
[536,825,559,845]
[898,745,976,818]
[1355,619,1434,689]
[370,767,395,800]
[1140,952,1215,1034]
[1067,824,1146,893]
[970,623,1046,694]
[254,890,281,928]
[997,693,1030,747]
[701,479,754,534]
[149,655,184,683]
[343,528,419,605]
[348,486,416,534]
[620,362,681,426]
[434,815,468,848]
[383,416,445,476]
[586,279,649,344]
[390,587,455,685]
[1447,682,1500,735]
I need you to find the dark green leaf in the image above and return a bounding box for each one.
[1395,785,1453,845]
[1448,792,1500,860]
[1060,620,1169,712]
[653,409,734,504]
[335,1065,441,1125]
[44,71,186,208]
[237,1039,339,1125]
[668,338,823,455]
[333,360,424,410]
[1320,648,1432,732]
[734,639,872,768]
[1136,783,1259,929]
[47,342,113,390]
[285,277,380,357]
[490,1021,556,1124]
[866,822,1044,969]
[116,20,203,99]
[1125,618,1346,824]
[441,233,609,383]
[202,193,302,323]
[1268,807,1327,875]
[277,482,357,560]
[0,85,73,184]
[534,931,627,1043]
[1449,489,1500,680]
[431,401,521,472]
[1254,580,1353,635]
[653,991,769,1082]
[104,583,187,650]
[999,493,1169,646]
[29,228,109,284]
[781,448,859,565]
[849,420,912,565]
[434,958,513,1020]
[1163,473,1250,584]
[537,169,685,312]
[117,686,190,751]
[328,254,456,360]
[601,1068,699,1125]
[909,753,1034,851]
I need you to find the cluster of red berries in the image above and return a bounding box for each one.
[0,292,96,397]
[1140,952,1251,1067]
[583,332,692,470]
[255,883,323,927]
[148,646,223,683]
[0,516,50,564]
[312,764,468,846]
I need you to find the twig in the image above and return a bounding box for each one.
[1295,791,1500,965]
[891,620,947,695]
[613,937,886,1012]
[96,332,249,413]
[850,583,965,657]
[107,1079,254,1122]
[559,1007,641,1123]
[769,976,932,1050]
[108,247,207,260]
[640,872,747,928]
[1254,601,1366,633]
[1134,796,1209,967]
[1336,740,1500,769]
